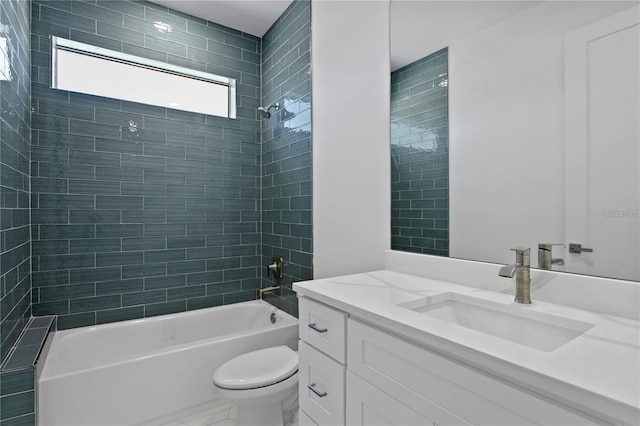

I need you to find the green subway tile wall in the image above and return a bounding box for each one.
[1,1,312,422]
[0,0,32,366]
[391,48,449,256]
[30,0,264,329]
[260,0,311,317]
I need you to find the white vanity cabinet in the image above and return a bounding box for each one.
[347,318,606,426]
[298,296,612,426]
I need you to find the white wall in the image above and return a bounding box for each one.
[311,0,390,279]
[449,1,634,267]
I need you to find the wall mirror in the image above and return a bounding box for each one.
[390,0,639,281]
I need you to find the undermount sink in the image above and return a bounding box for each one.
[397,293,594,352]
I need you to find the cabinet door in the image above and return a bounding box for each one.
[348,319,605,425]
[299,341,345,426]
[299,409,319,426]
[347,371,438,426]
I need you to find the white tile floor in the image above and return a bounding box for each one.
[160,398,299,426]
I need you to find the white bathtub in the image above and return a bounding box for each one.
[37,300,299,426]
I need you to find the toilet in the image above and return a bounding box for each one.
[212,345,299,426]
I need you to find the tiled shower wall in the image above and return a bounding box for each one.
[390,48,449,256]
[0,1,35,424]
[30,0,264,329]
[261,0,311,317]
[0,0,31,364]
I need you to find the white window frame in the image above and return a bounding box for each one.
[50,36,237,119]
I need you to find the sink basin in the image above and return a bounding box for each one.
[397,293,594,352]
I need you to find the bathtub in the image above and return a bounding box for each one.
[37,300,299,426]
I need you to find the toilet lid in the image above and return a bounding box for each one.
[213,345,298,390]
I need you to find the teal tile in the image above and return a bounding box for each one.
[223,289,255,304]
[56,312,96,330]
[122,289,166,307]
[39,4,95,32]
[122,237,166,251]
[223,268,256,281]
[121,183,166,197]
[122,263,166,279]
[96,1,144,19]
[38,194,94,210]
[17,329,47,347]
[167,260,205,275]
[167,236,205,249]
[96,252,143,267]
[39,284,95,303]
[97,21,144,45]
[71,1,123,26]
[39,224,95,240]
[69,238,121,254]
[167,285,205,301]
[144,274,185,291]
[0,390,34,419]
[187,295,222,311]
[31,178,68,194]
[70,267,121,284]
[70,210,121,224]
[0,413,36,426]
[29,316,55,329]
[70,145,122,168]
[69,295,122,314]
[95,195,143,210]
[32,240,69,256]
[38,254,95,271]
[0,369,34,395]
[121,210,165,223]
[144,223,185,237]
[96,306,144,324]
[2,346,39,370]
[36,163,94,180]
[144,300,186,318]
[31,270,70,288]
[95,167,143,182]
[186,247,223,260]
[96,278,144,296]
[96,224,143,238]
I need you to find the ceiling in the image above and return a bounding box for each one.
[390,1,542,70]
[147,0,294,37]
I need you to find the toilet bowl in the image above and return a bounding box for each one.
[212,345,299,426]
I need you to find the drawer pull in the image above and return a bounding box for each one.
[307,383,327,397]
[308,323,328,333]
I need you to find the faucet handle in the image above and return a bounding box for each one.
[538,243,563,251]
[538,244,565,269]
[510,247,530,266]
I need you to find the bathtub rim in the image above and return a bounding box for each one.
[39,299,298,381]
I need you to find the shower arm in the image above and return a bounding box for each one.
[258,102,280,118]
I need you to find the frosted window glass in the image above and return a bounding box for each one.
[51,37,235,119]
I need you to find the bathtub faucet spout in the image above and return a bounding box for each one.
[259,286,280,299]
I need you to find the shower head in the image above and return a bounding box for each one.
[257,106,271,118]
[257,102,280,119]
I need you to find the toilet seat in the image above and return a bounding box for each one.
[213,345,298,390]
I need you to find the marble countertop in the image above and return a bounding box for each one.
[293,270,640,424]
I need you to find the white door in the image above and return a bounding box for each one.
[565,6,640,281]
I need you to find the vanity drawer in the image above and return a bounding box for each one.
[347,318,604,426]
[299,297,347,363]
[299,341,346,426]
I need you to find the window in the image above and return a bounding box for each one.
[0,36,11,81]
[51,36,236,119]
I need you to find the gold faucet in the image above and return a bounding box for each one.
[499,247,532,304]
